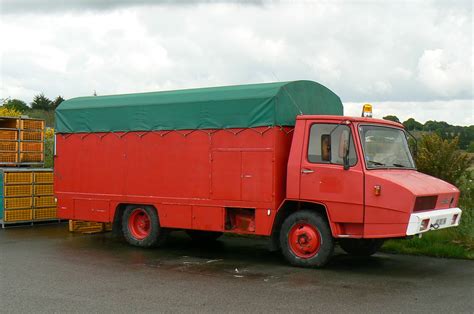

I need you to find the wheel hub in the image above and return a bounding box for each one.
[128,208,151,240]
[289,223,321,258]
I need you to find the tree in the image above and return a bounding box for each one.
[467,141,474,153]
[403,118,423,131]
[0,106,22,117]
[415,133,472,186]
[52,96,65,109]
[382,115,400,123]
[31,93,53,110]
[4,99,29,112]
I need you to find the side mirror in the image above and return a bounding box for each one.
[339,129,351,170]
[343,147,350,170]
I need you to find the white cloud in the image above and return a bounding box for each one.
[0,0,472,125]
[417,49,472,97]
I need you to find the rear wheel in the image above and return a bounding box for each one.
[122,205,167,248]
[279,210,334,267]
[339,239,385,256]
[186,230,223,242]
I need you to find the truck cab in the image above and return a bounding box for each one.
[277,114,462,266]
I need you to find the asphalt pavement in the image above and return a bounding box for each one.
[0,224,473,313]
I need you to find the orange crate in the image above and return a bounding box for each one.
[34,184,54,196]
[33,207,57,220]
[4,172,33,184]
[4,185,33,197]
[20,131,43,141]
[69,220,110,233]
[0,152,18,163]
[21,119,45,130]
[0,141,18,152]
[4,209,33,222]
[4,197,33,210]
[20,152,43,163]
[34,172,53,184]
[34,196,56,208]
[20,142,43,152]
[0,117,20,129]
[0,130,18,140]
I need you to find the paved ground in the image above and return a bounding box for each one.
[0,224,473,313]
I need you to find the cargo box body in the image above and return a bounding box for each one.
[55,81,343,236]
[55,127,293,235]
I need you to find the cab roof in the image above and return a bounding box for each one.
[296,115,404,128]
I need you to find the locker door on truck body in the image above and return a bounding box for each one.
[241,151,273,202]
[299,121,364,228]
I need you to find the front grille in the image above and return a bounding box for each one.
[414,196,438,212]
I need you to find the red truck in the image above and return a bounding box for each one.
[55,80,462,267]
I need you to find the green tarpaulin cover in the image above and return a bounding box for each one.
[56,80,343,133]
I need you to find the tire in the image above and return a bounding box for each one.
[339,239,385,256]
[122,205,167,248]
[279,210,334,268]
[186,230,223,242]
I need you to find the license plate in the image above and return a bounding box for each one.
[435,218,447,226]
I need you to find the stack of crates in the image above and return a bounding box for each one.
[0,117,45,166]
[0,169,56,227]
[0,116,56,227]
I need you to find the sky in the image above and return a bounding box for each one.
[0,0,472,125]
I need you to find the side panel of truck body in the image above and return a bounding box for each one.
[55,127,293,236]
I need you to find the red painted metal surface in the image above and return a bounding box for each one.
[288,223,321,258]
[56,127,293,236]
[55,115,460,240]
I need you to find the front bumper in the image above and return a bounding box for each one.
[406,207,462,236]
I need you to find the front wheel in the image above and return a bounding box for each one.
[122,205,167,248]
[279,210,334,268]
[339,239,385,256]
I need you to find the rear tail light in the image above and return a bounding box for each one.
[420,219,430,231]
[451,214,459,225]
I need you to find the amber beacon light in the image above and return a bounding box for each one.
[362,103,373,118]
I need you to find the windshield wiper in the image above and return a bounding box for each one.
[392,163,407,168]
[367,160,386,166]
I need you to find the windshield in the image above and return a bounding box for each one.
[359,125,415,169]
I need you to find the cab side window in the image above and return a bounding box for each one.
[308,123,357,166]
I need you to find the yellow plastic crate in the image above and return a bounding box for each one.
[0,141,18,152]
[21,119,45,130]
[69,220,112,233]
[33,207,57,220]
[0,152,18,163]
[0,118,20,129]
[4,209,33,222]
[4,172,33,184]
[34,196,56,208]
[34,172,53,184]
[4,185,33,197]
[20,152,43,163]
[20,130,43,141]
[34,184,54,196]
[0,130,18,140]
[20,142,43,152]
[4,197,33,210]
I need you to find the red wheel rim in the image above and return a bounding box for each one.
[288,222,321,258]
[128,208,151,240]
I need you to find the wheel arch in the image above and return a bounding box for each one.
[112,203,159,235]
[270,200,334,251]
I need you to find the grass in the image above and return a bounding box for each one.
[382,229,474,260]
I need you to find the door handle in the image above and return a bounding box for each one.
[301,168,314,174]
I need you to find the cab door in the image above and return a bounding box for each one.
[299,121,364,227]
